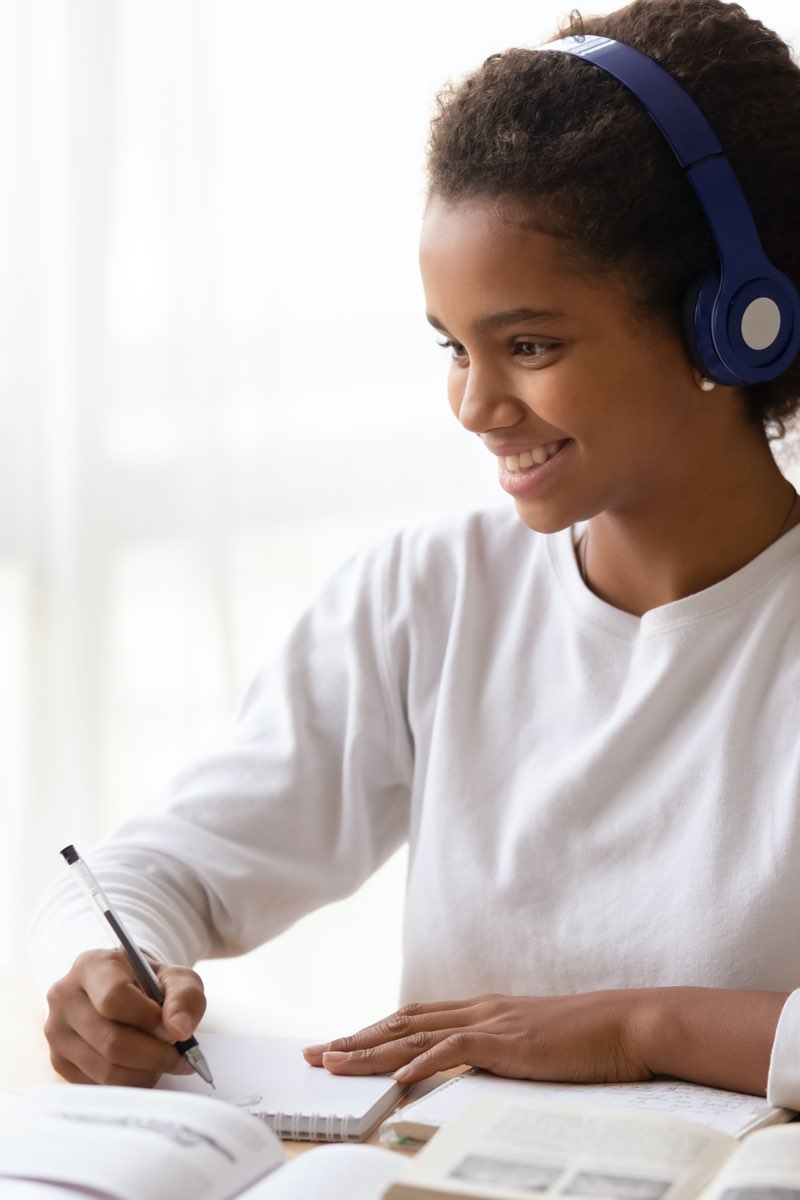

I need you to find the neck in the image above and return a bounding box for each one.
[579,435,797,617]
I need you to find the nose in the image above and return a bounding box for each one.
[449,360,522,434]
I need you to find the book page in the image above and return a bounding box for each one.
[0,1083,283,1200]
[700,1123,800,1200]
[386,1096,736,1200]
[383,1071,787,1144]
[0,1184,89,1198]
[238,1143,404,1199]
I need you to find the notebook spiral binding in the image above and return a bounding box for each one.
[265,1110,356,1142]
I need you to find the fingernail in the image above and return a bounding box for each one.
[394,1065,414,1081]
[303,1044,327,1055]
[322,1051,350,1063]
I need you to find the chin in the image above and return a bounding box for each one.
[513,499,576,535]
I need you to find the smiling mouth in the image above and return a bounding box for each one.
[499,440,568,473]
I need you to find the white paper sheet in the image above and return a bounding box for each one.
[239,1144,403,1200]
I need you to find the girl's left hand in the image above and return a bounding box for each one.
[302,991,654,1084]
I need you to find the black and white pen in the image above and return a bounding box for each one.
[60,843,214,1087]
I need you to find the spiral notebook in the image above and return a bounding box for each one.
[157,1033,406,1142]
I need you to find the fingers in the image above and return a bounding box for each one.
[79,951,166,1034]
[48,1000,181,1088]
[44,948,204,1087]
[320,1029,519,1084]
[392,1032,515,1083]
[303,998,492,1066]
[319,1027,467,1081]
[156,962,207,1042]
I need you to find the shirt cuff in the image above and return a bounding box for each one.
[766,988,800,1108]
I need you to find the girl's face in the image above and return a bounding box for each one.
[419,196,727,534]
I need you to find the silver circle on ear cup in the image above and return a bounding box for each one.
[741,296,782,351]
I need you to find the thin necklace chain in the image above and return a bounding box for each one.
[577,485,800,587]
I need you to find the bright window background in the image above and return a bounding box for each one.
[2,0,799,1034]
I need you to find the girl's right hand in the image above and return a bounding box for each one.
[44,947,207,1087]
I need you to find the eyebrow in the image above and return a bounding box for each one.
[426,306,571,335]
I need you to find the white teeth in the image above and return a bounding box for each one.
[500,442,561,473]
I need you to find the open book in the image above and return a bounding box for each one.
[0,1084,405,1200]
[157,1033,405,1141]
[4,1083,800,1200]
[0,1084,283,1200]
[380,1070,790,1146]
[384,1093,800,1200]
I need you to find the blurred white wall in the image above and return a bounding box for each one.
[1,0,798,1032]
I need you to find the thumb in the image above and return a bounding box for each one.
[156,964,207,1042]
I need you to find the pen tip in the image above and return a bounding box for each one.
[60,845,79,865]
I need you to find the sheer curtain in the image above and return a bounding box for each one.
[2,0,798,1028]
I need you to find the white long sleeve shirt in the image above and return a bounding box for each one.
[29,507,800,1106]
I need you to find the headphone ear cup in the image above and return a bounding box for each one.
[683,270,733,384]
[683,270,799,387]
[681,275,709,375]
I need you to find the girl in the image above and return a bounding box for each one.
[33,0,800,1107]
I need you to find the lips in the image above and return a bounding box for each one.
[492,437,575,500]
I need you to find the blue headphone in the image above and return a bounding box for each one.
[537,35,800,387]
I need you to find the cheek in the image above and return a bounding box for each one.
[516,373,584,429]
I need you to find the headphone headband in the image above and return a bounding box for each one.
[536,35,800,386]
[539,35,720,165]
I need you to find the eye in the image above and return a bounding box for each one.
[436,338,468,362]
[514,340,554,359]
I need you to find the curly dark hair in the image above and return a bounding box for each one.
[425,0,800,436]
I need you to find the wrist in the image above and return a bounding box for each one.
[631,987,685,1079]
[631,986,788,1095]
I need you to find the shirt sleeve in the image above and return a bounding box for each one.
[766,989,800,1108]
[28,533,414,991]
